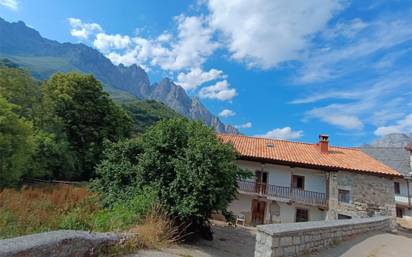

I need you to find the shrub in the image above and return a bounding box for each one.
[93,188,156,232]
[92,118,251,240]
[91,138,143,207]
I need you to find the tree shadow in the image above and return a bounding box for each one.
[181,224,256,257]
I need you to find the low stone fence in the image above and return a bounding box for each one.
[0,230,120,257]
[254,216,393,257]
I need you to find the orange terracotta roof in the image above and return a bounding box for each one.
[219,134,400,177]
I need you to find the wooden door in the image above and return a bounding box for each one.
[255,171,268,194]
[251,199,266,225]
[292,175,305,190]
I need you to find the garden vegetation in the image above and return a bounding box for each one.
[0,59,250,243]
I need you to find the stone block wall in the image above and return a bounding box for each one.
[254,216,393,257]
[0,230,120,257]
[327,171,396,219]
[337,171,396,217]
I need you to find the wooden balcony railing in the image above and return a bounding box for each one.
[238,180,327,207]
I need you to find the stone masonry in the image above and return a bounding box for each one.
[327,170,396,219]
[0,230,120,257]
[254,216,393,257]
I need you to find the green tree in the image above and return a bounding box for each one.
[42,73,133,179]
[0,65,41,119]
[0,65,79,180]
[28,130,78,180]
[92,138,143,207]
[93,118,250,239]
[0,97,35,186]
[121,99,181,134]
[136,119,249,238]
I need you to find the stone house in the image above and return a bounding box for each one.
[361,142,412,219]
[219,134,400,225]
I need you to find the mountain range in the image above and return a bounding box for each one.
[0,17,238,134]
[366,133,411,148]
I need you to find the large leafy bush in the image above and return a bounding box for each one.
[93,118,250,239]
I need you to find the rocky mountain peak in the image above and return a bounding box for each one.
[0,17,238,134]
[369,133,412,147]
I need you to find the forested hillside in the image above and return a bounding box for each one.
[0,59,180,184]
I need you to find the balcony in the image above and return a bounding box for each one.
[395,194,412,206]
[238,180,327,207]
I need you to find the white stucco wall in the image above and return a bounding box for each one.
[230,194,254,215]
[236,160,326,193]
[231,160,328,224]
[395,178,410,197]
[403,208,412,219]
[228,193,326,224]
[273,202,325,223]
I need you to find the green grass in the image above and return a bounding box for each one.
[0,185,155,239]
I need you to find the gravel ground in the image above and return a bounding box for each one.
[126,223,256,257]
[127,223,412,257]
[309,231,412,257]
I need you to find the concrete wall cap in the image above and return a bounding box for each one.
[256,216,390,236]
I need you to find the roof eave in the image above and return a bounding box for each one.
[238,155,402,178]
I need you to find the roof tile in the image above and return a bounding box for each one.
[219,134,400,177]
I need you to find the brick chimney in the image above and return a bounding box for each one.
[319,134,329,154]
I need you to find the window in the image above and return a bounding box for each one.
[295,208,309,222]
[396,207,404,218]
[338,214,352,220]
[338,189,351,203]
[292,175,305,190]
[394,182,400,195]
[255,171,268,194]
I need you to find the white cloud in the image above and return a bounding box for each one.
[93,33,131,53]
[207,0,343,69]
[322,18,367,39]
[66,16,238,95]
[255,127,303,140]
[305,105,364,130]
[234,122,252,129]
[106,51,139,67]
[0,0,18,10]
[374,114,412,136]
[96,15,218,71]
[68,18,103,40]
[176,68,224,90]
[323,115,364,130]
[297,17,412,83]
[296,71,412,131]
[218,109,235,118]
[198,80,237,101]
[160,15,219,70]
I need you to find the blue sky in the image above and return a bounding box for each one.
[1,0,412,146]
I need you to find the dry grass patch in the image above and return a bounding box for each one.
[0,185,183,255]
[0,184,97,238]
[128,206,182,249]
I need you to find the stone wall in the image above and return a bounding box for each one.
[327,171,396,219]
[254,216,393,257]
[0,230,120,257]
